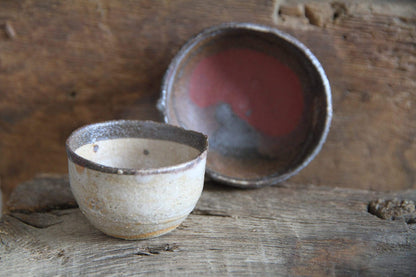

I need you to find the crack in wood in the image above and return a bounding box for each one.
[10,202,79,214]
[89,247,140,262]
[136,244,179,256]
[9,212,63,228]
[136,251,152,256]
[247,215,279,221]
[191,208,232,217]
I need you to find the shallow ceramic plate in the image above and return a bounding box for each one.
[159,23,332,188]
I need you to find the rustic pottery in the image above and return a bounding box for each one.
[66,120,208,240]
[159,22,332,188]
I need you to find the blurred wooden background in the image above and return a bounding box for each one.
[0,0,415,198]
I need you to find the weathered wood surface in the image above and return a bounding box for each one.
[0,0,415,196]
[1,176,415,276]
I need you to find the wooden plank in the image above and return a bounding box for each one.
[276,1,416,191]
[7,174,76,212]
[0,0,415,196]
[1,176,415,275]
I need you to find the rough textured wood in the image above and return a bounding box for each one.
[281,0,416,192]
[0,0,415,197]
[7,174,76,212]
[1,176,415,275]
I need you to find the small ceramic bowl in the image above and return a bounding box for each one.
[159,22,332,188]
[66,120,208,240]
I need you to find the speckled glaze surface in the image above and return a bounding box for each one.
[159,22,332,188]
[66,120,208,240]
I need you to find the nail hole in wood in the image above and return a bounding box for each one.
[69,91,77,99]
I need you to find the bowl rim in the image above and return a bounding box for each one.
[158,22,332,188]
[66,120,208,176]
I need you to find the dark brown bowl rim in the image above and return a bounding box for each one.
[66,120,208,176]
[158,22,332,187]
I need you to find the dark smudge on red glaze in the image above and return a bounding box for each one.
[189,48,304,137]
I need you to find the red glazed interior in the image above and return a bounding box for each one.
[164,27,329,185]
[189,48,304,137]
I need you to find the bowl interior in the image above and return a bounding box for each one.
[163,25,331,186]
[66,120,208,173]
[75,137,200,169]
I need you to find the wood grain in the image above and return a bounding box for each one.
[0,0,415,196]
[1,175,415,276]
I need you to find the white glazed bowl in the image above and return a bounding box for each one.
[66,120,208,240]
